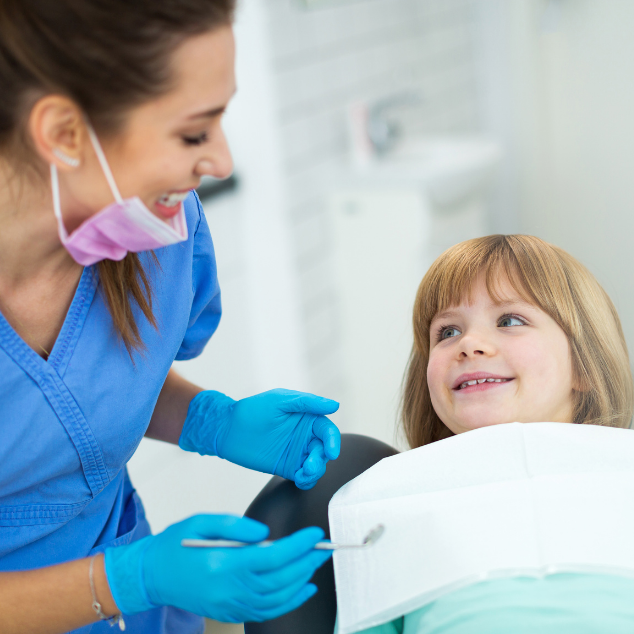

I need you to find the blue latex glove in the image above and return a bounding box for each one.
[104,515,332,623]
[179,389,341,490]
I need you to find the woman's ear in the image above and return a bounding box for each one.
[28,95,85,170]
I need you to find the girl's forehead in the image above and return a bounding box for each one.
[462,275,520,304]
[429,271,539,323]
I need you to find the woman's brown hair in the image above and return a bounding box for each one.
[0,0,235,353]
[402,234,634,448]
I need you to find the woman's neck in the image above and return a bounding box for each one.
[0,164,77,288]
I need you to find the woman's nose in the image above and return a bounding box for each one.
[195,128,233,180]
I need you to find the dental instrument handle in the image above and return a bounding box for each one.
[180,539,361,550]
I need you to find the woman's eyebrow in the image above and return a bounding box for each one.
[186,105,227,120]
[186,89,238,120]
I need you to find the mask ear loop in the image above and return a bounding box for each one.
[50,122,123,242]
[85,123,124,205]
[50,163,70,241]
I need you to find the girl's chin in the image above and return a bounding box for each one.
[448,417,516,434]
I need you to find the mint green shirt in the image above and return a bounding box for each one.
[354,574,634,634]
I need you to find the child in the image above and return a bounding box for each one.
[350,234,634,634]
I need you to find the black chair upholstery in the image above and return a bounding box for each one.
[244,433,399,634]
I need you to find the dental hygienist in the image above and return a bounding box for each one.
[0,1,341,633]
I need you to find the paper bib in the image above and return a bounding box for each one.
[329,423,634,634]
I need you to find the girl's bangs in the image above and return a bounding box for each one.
[421,239,541,332]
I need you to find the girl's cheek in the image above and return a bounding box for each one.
[507,335,553,383]
[427,351,447,400]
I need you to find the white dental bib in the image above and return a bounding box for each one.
[329,423,634,634]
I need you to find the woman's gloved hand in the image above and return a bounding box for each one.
[178,389,341,489]
[104,514,332,622]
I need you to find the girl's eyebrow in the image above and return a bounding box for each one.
[487,299,536,311]
[433,309,460,322]
[432,300,535,323]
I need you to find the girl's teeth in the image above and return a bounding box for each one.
[459,378,508,389]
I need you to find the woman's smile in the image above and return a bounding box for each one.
[154,190,191,219]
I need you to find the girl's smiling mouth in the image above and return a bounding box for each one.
[452,372,514,393]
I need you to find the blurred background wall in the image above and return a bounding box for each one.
[126,1,634,630]
[505,0,634,352]
[266,0,480,404]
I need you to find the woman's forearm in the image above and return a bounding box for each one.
[145,368,204,444]
[0,554,119,634]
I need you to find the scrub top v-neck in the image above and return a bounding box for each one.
[0,191,221,634]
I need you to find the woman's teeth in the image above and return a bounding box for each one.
[458,378,509,390]
[158,191,189,208]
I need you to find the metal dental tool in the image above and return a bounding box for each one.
[181,524,385,551]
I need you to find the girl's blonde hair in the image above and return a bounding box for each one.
[401,234,633,448]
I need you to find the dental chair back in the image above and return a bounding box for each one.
[244,433,398,634]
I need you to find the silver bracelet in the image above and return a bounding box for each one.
[89,555,126,630]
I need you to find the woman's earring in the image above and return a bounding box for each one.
[53,148,81,168]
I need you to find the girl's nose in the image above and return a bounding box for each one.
[457,332,495,358]
[461,348,485,358]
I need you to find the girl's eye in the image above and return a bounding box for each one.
[182,131,209,146]
[438,326,462,341]
[498,314,526,328]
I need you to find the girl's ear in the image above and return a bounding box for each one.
[572,366,591,393]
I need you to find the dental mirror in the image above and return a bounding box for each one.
[181,524,385,551]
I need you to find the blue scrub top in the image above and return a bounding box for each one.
[0,191,221,634]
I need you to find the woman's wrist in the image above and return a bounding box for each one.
[0,556,125,632]
[104,537,158,615]
[92,553,120,617]
[178,390,236,456]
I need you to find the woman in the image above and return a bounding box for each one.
[0,1,340,632]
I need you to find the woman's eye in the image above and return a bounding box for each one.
[498,315,526,328]
[182,131,209,146]
[440,326,461,340]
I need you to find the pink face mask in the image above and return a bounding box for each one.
[51,124,188,266]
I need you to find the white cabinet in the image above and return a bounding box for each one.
[328,188,429,446]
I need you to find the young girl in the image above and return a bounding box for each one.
[354,234,634,634]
